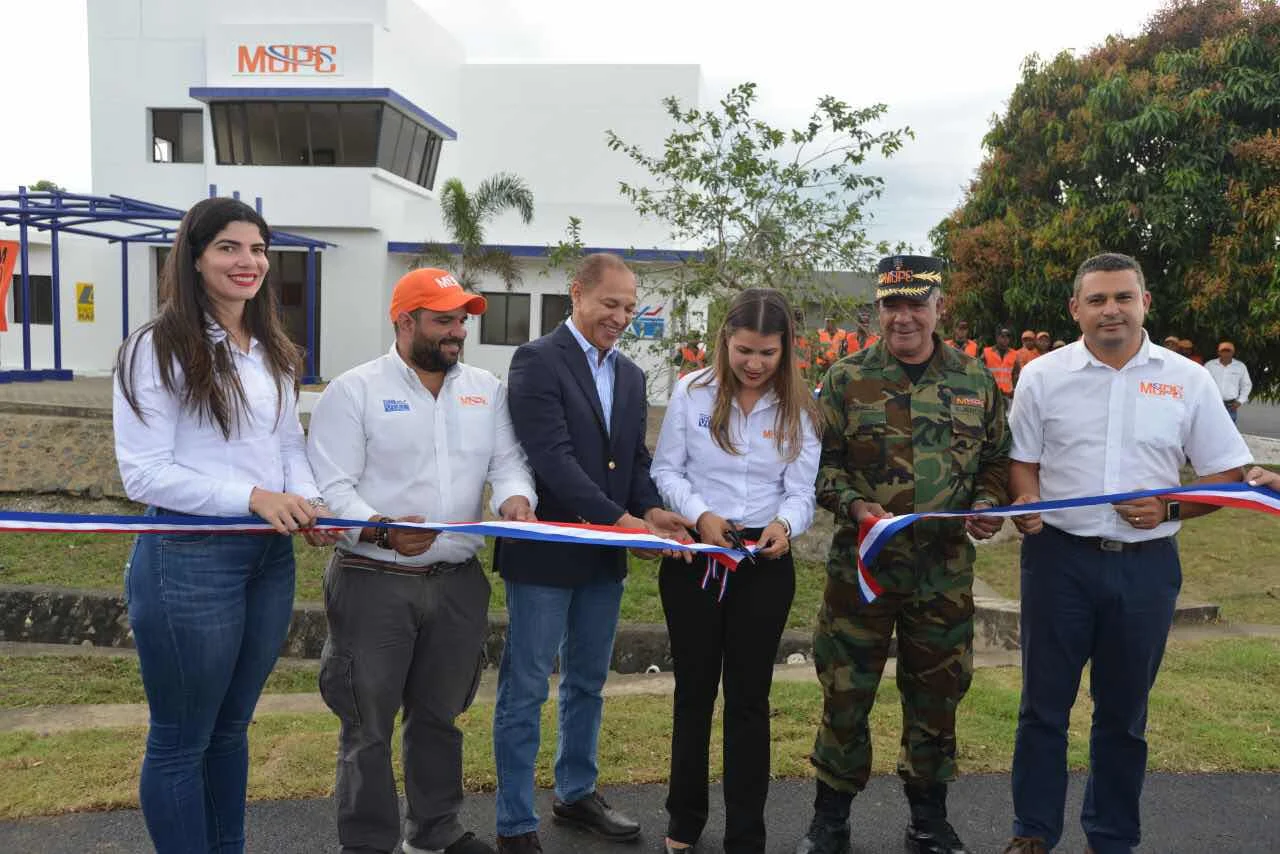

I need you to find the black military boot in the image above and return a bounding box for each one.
[903,783,969,854]
[794,780,854,854]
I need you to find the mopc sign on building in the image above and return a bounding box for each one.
[208,24,374,83]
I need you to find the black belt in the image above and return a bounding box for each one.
[335,550,477,577]
[1044,525,1170,554]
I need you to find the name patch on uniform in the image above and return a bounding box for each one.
[382,399,410,412]
[697,413,711,428]
[1139,382,1184,400]
[458,394,488,406]
[952,396,984,407]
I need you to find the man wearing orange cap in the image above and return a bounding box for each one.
[307,267,537,854]
[1034,331,1051,356]
[1205,341,1252,424]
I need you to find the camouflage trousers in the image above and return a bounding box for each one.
[810,562,975,793]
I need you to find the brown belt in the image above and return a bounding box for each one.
[334,549,478,578]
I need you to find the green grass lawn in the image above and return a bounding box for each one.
[0,637,1276,818]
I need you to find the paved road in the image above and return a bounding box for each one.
[1238,402,1280,439]
[2,773,1276,853]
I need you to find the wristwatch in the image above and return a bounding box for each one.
[1164,500,1181,522]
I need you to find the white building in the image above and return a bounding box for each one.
[2,0,704,395]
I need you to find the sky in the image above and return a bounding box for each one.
[3,0,1171,252]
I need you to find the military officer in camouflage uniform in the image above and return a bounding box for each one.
[795,255,1011,854]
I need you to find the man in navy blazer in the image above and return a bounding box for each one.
[493,253,692,854]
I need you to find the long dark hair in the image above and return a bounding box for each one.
[115,197,302,439]
[692,288,819,461]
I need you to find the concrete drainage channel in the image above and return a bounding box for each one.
[0,584,1219,674]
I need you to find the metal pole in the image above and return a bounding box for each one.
[18,186,31,372]
[305,247,317,381]
[51,228,62,371]
[121,240,130,342]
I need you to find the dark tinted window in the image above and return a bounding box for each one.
[480,293,531,346]
[541,294,572,337]
[10,275,54,325]
[151,109,203,163]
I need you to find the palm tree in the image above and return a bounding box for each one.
[416,173,535,290]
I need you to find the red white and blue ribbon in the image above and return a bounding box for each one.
[854,482,1280,604]
[0,511,754,571]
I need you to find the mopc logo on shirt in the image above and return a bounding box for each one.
[762,429,776,440]
[1139,382,1184,400]
[458,395,488,406]
[382,399,411,412]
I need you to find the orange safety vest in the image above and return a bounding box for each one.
[677,344,706,378]
[945,339,978,358]
[847,331,879,353]
[983,346,1017,394]
[817,328,847,365]
[1015,347,1039,370]
[795,335,812,370]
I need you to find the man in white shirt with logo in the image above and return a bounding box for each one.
[1001,253,1251,854]
[307,267,537,854]
[1204,340,1252,424]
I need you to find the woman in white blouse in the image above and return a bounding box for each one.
[651,288,822,854]
[113,197,336,854]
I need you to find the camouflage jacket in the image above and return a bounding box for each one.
[816,336,1011,580]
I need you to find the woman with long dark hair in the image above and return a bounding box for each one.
[651,288,822,853]
[113,196,337,853]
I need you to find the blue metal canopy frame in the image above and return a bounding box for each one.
[0,186,331,383]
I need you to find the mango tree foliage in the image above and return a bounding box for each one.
[932,0,1280,395]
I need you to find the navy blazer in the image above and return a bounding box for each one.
[496,322,663,586]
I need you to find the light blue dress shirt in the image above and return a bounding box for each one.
[565,317,619,434]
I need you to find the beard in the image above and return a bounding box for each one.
[410,334,463,372]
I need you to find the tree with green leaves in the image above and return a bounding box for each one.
[28,179,64,192]
[416,173,534,290]
[604,82,911,350]
[932,0,1280,394]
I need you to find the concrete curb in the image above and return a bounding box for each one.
[0,584,1220,672]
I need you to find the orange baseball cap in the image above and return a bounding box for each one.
[1021,329,1036,340]
[389,268,486,321]
[1036,330,1051,339]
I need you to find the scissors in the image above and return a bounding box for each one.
[723,525,757,565]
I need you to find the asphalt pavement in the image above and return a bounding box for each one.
[1237,401,1280,440]
[1,772,1276,853]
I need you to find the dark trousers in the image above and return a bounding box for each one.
[1011,526,1181,854]
[319,554,490,854]
[659,547,795,854]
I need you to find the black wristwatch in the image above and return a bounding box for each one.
[1164,500,1181,522]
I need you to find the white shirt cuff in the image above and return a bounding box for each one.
[219,481,257,517]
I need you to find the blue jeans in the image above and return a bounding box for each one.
[126,515,296,854]
[1011,526,1180,854]
[492,578,624,837]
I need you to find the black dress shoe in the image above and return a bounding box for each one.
[496,831,542,853]
[904,821,969,854]
[552,791,641,841]
[794,821,851,854]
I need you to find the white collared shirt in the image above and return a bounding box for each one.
[564,317,618,432]
[1204,358,1252,404]
[651,369,821,535]
[113,326,319,516]
[306,344,536,566]
[1009,333,1251,541]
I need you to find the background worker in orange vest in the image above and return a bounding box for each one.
[816,317,849,370]
[846,309,879,353]
[1015,329,1039,371]
[673,330,707,378]
[944,319,979,357]
[983,327,1017,399]
[794,310,814,380]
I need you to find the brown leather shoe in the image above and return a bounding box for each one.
[1002,838,1047,854]
[496,831,542,853]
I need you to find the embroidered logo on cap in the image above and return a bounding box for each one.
[435,273,461,290]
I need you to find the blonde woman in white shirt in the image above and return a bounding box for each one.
[113,197,336,854]
[652,288,822,854]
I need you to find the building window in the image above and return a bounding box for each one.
[151,109,203,163]
[207,101,442,188]
[480,293,530,346]
[541,294,572,337]
[10,275,54,325]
